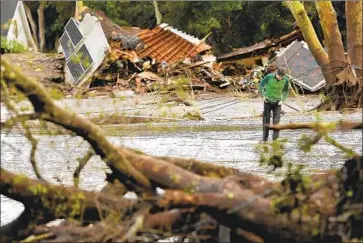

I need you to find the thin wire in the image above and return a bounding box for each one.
[199,99,239,111]
[202,100,241,114]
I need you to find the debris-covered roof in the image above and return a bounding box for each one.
[217,29,302,62]
[81,8,142,40]
[137,23,212,64]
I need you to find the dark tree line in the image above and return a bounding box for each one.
[17,1,348,54]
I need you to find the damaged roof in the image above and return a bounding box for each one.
[81,8,142,40]
[137,23,212,64]
[217,29,303,62]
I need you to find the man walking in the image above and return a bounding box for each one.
[258,67,289,142]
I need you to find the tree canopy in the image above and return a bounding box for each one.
[19,1,352,54]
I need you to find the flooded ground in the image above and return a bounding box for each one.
[1,94,362,226]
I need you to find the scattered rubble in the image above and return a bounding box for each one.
[56,10,256,97]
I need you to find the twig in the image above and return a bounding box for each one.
[20,232,54,243]
[1,80,44,181]
[324,135,360,159]
[119,207,150,242]
[73,149,95,188]
[283,102,301,112]
[299,133,325,153]
[171,61,212,73]
[21,120,43,180]
[0,113,42,130]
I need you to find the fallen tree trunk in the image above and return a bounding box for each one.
[1,163,358,242]
[0,169,135,220]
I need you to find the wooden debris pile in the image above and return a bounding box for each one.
[89,49,233,94]
[75,22,274,95]
[86,31,236,94]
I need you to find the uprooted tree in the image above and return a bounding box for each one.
[286,1,362,110]
[0,57,362,242]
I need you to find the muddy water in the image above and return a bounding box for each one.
[1,98,362,226]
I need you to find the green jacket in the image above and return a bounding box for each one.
[258,73,289,103]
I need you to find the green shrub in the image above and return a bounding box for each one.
[1,37,27,53]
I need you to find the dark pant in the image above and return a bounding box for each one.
[262,101,281,142]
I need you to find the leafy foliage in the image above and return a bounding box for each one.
[21,1,349,55]
[0,37,27,53]
[256,138,288,171]
[86,1,155,28]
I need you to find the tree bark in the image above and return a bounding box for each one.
[286,1,329,67]
[153,1,162,25]
[286,0,362,109]
[37,1,47,53]
[75,1,84,20]
[0,168,135,220]
[346,1,363,69]
[315,1,346,64]
[23,2,39,50]
[0,166,341,242]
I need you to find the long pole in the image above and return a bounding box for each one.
[283,102,301,112]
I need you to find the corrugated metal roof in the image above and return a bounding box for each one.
[137,23,211,64]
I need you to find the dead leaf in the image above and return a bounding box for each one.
[336,65,358,87]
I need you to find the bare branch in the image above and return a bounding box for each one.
[119,207,150,242]
[0,113,41,130]
[1,80,44,180]
[2,58,151,189]
[73,149,95,188]
[324,135,360,159]
[21,120,43,180]
[267,121,362,131]
[0,168,135,220]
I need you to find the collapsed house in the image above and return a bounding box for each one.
[94,23,219,92]
[216,29,303,68]
[58,8,214,89]
[272,40,326,92]
[1,1,37,51]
